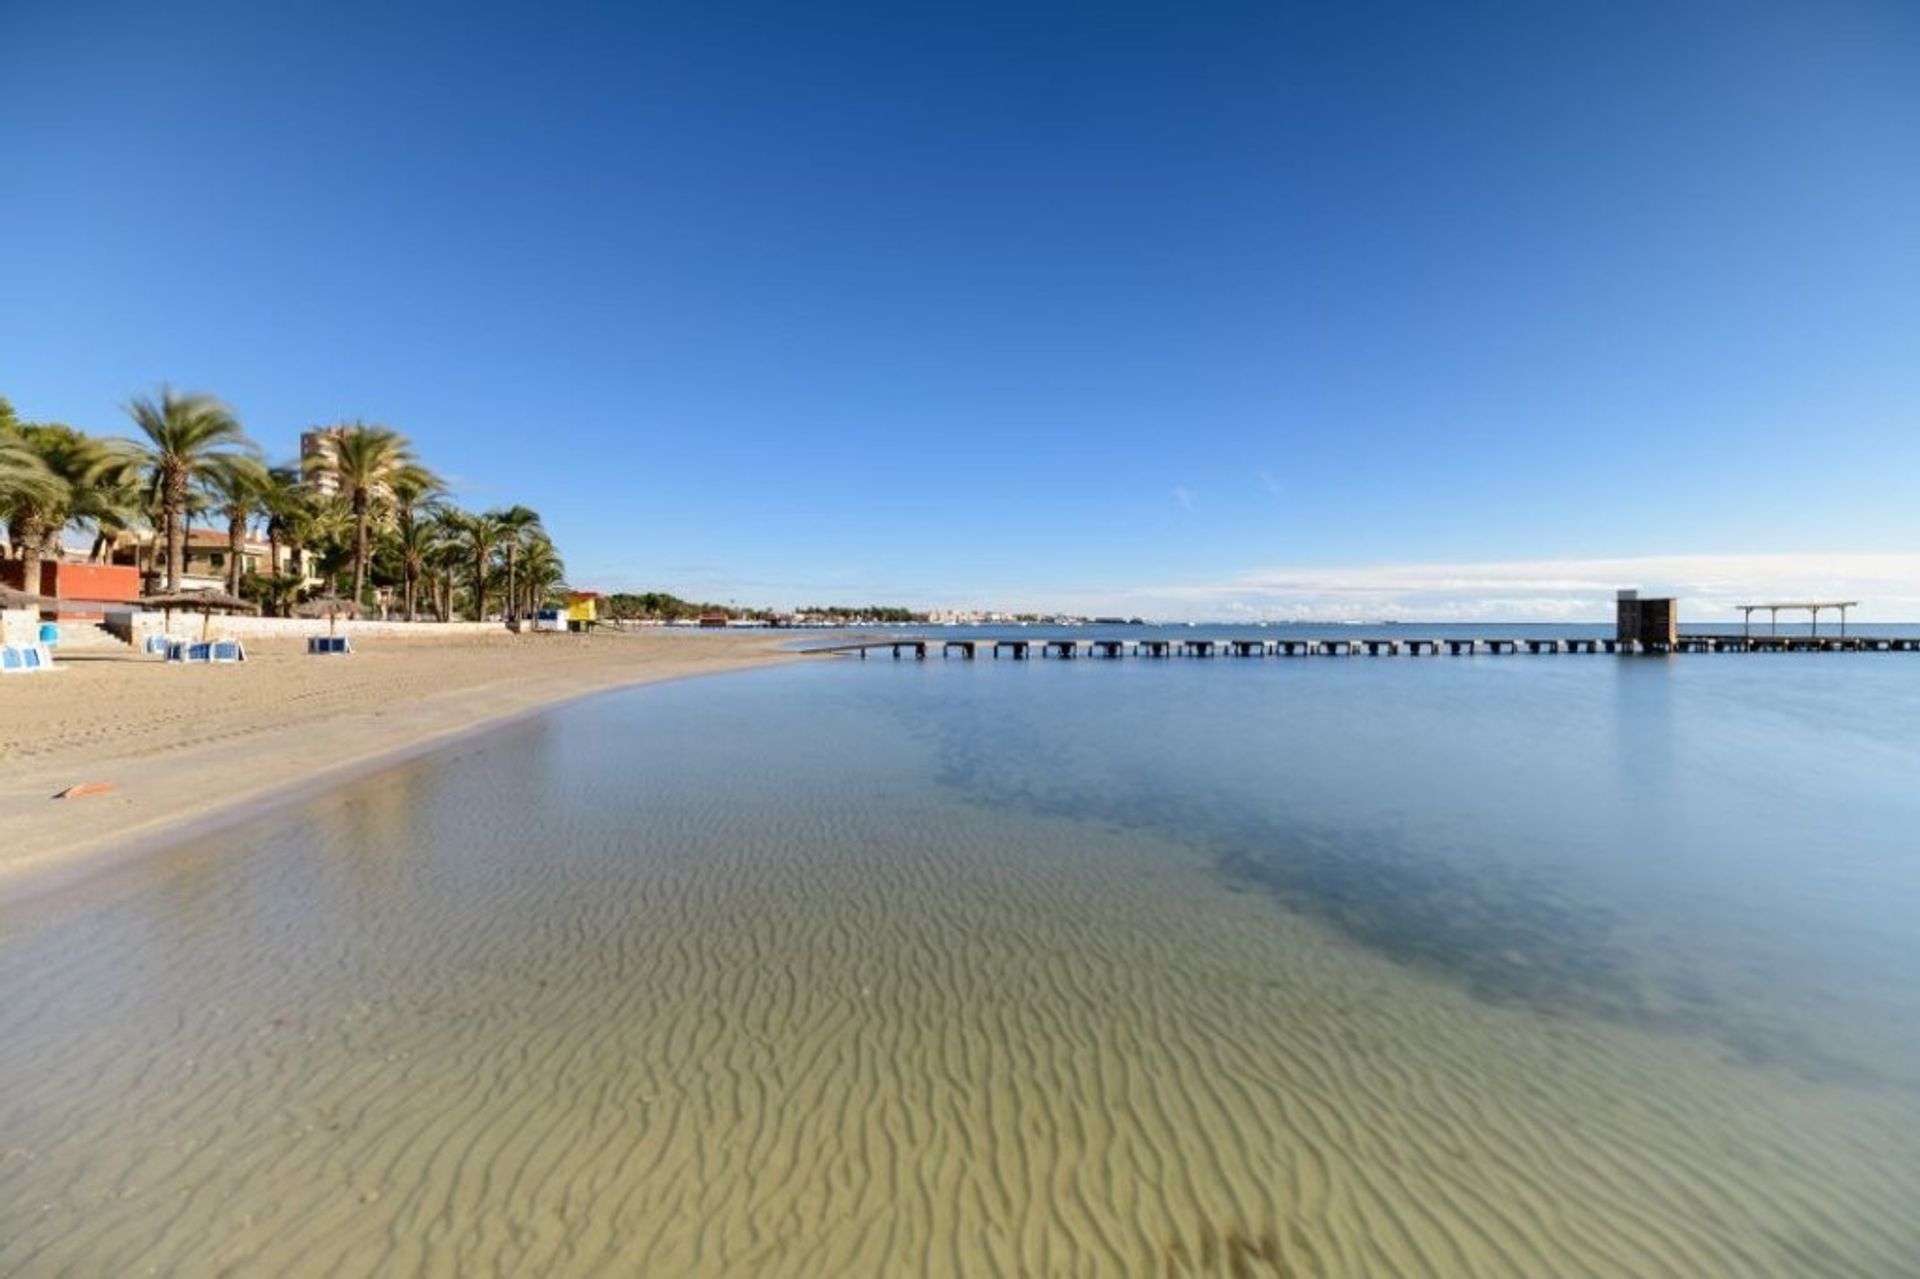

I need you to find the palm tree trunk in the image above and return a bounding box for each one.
[505,545,518,622]
[19,532,43,599]
[165,469,187,590]
[472,550,486,621]
[352,491,370,605]
[10,513,47,597]
[227,512,246,595]
[288,537,305,598]
[265,529,282,615]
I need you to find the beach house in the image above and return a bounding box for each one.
[105,528,323,594]
[0,560,141,623]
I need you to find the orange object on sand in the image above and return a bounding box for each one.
[55,782,116,800]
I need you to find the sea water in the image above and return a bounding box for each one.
[3,652,1917,1275]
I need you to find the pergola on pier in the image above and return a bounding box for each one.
[1737,601,1860,638]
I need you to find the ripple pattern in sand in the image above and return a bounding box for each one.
[2,675,1917,1277]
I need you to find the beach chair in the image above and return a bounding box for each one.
[165,640,208,664]
[143,634,173,657]
[2,644,49,673]
[306,635,353,655]
[210,639,247,663]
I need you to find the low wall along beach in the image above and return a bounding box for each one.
[104,611,518,646]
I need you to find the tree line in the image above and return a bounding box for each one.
[0,388,563,621]
[792,604,921,624]
[601,594,923,624]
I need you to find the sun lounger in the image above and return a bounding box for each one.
[210,639,247,663]
[1,644,51,674]
[143,634,173,657]
[306,635,352,655]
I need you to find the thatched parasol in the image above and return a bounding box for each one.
[0,585,53,610]
[139,589,260,641]
[294,594,360,635]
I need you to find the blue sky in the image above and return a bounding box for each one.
[4,1,1917,617]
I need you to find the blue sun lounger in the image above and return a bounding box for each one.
[165,638,246,664]
[306,635,352,655]
[1,644,51,674]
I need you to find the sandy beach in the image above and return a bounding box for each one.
[0,629,802,897]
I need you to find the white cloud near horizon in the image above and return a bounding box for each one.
[1049,552,1920,622]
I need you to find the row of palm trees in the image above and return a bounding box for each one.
[0,388,565,621]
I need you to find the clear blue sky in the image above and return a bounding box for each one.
[3,1,1917,616]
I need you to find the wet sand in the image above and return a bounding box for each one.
[0,629,799,897]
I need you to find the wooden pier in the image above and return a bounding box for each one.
[827,634,1920,661]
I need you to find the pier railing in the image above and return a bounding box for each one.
[814,634,1920,660]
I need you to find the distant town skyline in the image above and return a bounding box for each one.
[5,1,1916,617]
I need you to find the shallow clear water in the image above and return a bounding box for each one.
[4,654,1918,1275]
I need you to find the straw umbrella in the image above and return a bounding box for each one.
[0,585,53,609]
[139,589,260,641]
[294,594,360,636]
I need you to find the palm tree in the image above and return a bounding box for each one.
[258,464,312,600]
[0,444,59,522]
[258,570,307,616]
[305,496,355,595]
[3,424,120,591]
[83,450,151,565]
[201,456,271,595]
[0,412,64,564]
[441,508,501,621]
[486,505,543,622]
[305,422,418,607]
[124,389,255,590]
[517,533,567,615]
[388,468,445,621]
[425,530,465,622]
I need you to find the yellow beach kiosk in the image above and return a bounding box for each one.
[564,591,600,632]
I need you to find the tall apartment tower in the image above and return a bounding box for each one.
[300,427,345,495]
